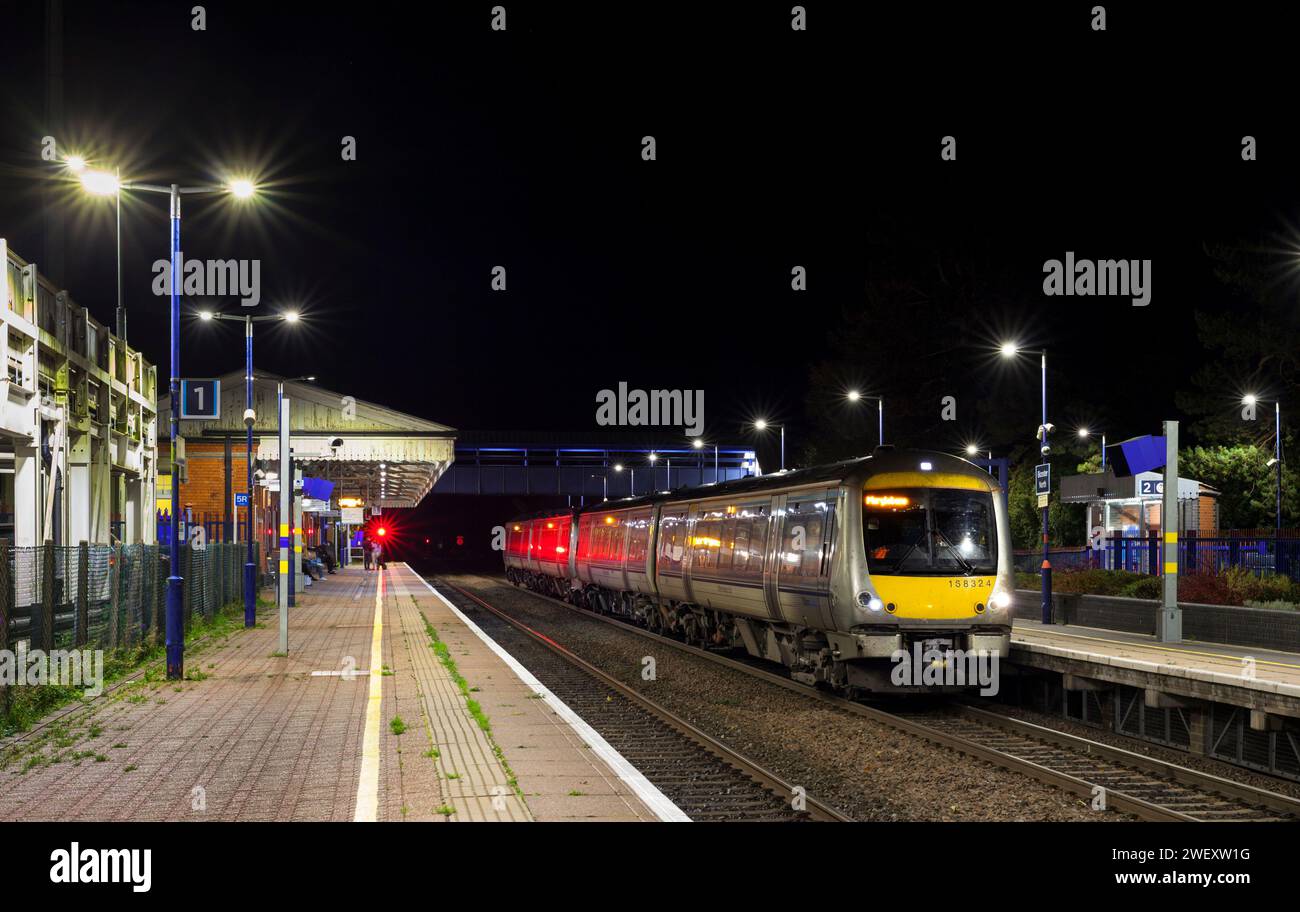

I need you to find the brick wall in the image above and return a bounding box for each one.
[177,440,254,534]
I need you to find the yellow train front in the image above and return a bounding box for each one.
[825,448,1013,693]
[506,447,1014,695]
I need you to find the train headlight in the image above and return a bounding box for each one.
[857,592,884,612]
[989,589,1013,610]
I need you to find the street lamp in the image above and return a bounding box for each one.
[648,451,671,490]
[590,473,608,501]
[1000,341,1053,624]
[73,168,259,680]
[197,309,301,626]
[71,161,128,344]
[847,391,885,448]
[754,419,785,471]
[692,437,720,483]
[1243,394,1283,534]
[613,462,634,497]
[1078,427,1107,474]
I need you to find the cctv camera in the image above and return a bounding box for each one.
[1041,445,1051,456]
[243,408,256,426]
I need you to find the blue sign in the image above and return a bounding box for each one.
[234,492,251,506]
[1105,435,1167,477]
[1034,463,1051,496]
[180,378,221,419]
[1139,479,1164,497]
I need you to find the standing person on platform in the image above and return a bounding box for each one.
[373,540,386,571]
[363,537,373,571]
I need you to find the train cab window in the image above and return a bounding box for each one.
[864,488,996,574]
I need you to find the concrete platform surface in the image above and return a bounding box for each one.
[0,563,663,822]
[1012,618,1300,711]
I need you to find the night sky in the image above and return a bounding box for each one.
[3,2,1300,467]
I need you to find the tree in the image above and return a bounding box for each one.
[1179,444,1299,530]
[1177,239,1300,443]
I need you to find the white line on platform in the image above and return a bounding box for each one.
[407,566,691,823]
[353,570,386,822]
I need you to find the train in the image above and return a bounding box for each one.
[503,447,1013,693]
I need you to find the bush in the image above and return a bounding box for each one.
[1244,599,1300,612]
[1176,572,1236,606]
[1118,576,1162,600]
[1050,569,1149,596]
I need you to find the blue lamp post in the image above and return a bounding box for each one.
[198,308,300,626]
[75,170,257,678]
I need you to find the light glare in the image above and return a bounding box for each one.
[80,169,120,196]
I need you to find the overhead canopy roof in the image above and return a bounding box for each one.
[161,369,456,509]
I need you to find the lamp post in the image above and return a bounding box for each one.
[75,167,257,679]
[649,452,670,490]
[614,462,633,497]
[198,309,300,626]
[590,473,608,501]
[847,390,885,448]
[1243,395,1283,535]
[754,419,785,471]
[1002,342,1053,625]
[1078,427,1107,474]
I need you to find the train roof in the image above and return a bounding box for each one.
[506,448,997,523]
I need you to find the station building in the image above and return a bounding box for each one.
[159,369,456,569]
[1061,469,1220,539]
[1,240,158,547]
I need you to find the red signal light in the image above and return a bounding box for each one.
[455,535,465,546]
[377,527,387,537]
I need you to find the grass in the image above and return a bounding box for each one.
[389,716,408,736]
[436,804,455,817]
[418,601,524,802]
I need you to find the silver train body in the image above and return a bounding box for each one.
[504,448,1013,692]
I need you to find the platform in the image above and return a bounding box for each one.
[1011,618,1300,721]
[0,564,664,822]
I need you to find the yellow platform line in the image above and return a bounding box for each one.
[353,570,385,821]
[1015,625,1300,671]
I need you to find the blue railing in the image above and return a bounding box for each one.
[1015,535,1300,581]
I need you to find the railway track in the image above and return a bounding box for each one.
[443,573,1300,823]
[434,580,850,822]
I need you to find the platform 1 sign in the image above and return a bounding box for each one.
[180,378,221,419]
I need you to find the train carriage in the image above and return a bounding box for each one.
[506,447,1014,693]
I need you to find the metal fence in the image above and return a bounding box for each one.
[0,542,260,653]
[1015,534,1300,581]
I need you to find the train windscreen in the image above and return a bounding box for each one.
[863,488,996,574]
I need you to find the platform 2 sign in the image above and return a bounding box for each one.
[1139,479,1164,497]
[180,379,221,419]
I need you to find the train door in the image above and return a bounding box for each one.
[681,503,699,605]
[762,493,786,620]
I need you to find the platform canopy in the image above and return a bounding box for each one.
[161,369,456,509]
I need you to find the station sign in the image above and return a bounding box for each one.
[235,492,251,507]
[341,507,364,524]
[1139,479,1164,498]
[1034,463,1051,496]
[180,378,221,419]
